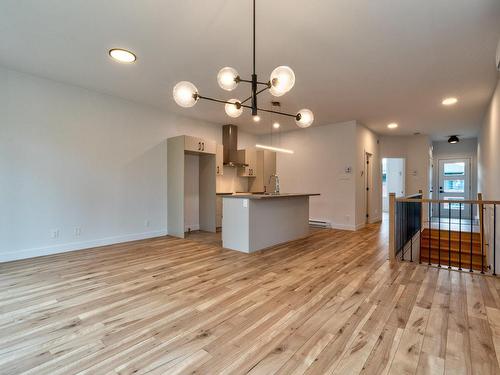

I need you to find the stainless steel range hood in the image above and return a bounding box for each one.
[222,124,247,167]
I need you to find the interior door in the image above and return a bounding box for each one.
[438,158,470,219]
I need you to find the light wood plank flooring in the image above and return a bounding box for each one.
[1,222,500,374]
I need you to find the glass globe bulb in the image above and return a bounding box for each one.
[217,67,239,91]
[295,109,314,128]
[269,66,295,96]
[269,85,286,97]
[225,99,243,118]
[173,81,199,108]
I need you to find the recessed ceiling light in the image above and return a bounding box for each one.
[253,115,260,122]
[442,97,458,106]
[448,135,459,144]
[387,123,398,129]
[109,48,136,63]
[273,122,280,129]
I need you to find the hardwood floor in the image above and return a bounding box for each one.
[1,222,500,374]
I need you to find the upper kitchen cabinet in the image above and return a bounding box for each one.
[216,144,224,176]
[184,135,216,155]
[238,148,257,177]
[249,150,277,193]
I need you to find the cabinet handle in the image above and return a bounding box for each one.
[202,142,205,151]
[217,166,219,174]
[198,142,201,150]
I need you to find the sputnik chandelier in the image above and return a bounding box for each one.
[172,0,314,128]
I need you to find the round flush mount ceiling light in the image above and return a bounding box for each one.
[387,123,398,129]
[448,135,459,144]
[273,122,280,129]
[109,48,136,63]
[253,115,261,122]
[442,97,458,106]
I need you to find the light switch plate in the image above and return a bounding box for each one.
[243,199,248,208]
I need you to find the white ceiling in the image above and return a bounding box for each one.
[1,0,499,139]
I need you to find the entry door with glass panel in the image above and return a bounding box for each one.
[438,158,471,219]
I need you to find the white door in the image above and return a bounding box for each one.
[438,158,471,219]
[382,158,405,212]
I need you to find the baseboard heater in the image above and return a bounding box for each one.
[309,219,332,228]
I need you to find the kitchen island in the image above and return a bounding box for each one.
[222,193,320,253]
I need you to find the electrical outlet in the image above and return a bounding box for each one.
[74,227,82,237]
[144,219,150,228]
[50,229,60,239]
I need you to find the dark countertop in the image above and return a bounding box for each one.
[220,193,320,199]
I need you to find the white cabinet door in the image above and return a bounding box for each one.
[238,148,257,177]
[216,144,224,175]
[184,136,216,154]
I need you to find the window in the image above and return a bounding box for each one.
[443,162,465,176]
[443,179,465,193]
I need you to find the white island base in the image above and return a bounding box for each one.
[222,194,318,253]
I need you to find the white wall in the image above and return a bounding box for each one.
[0,66,257,261]
[258,121,380,230]
[432,138,478,200]
[383,158,405,212]
[478,79,500,200]
[259,121,357,230]
[356,123,381,226]
[478,78,500,274]
[380,135,431,198]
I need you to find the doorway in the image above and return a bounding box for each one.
[365,153,372,223]
[382,158,405,212]
[437,158,471,219]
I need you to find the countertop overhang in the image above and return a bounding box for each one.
[220,193,320,199]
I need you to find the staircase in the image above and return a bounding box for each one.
[420,228,485,271]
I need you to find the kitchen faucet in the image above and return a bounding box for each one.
[269,173,280,194]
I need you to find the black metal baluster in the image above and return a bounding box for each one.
[494,204,497,276]
[459,202,462,270]
[428,201,431,265]
[448,204,451,269]
[438,202,441,267]
[401,202,404,261]
[410,202,413,262]
[470,203,473,272]
[481,203,485,274]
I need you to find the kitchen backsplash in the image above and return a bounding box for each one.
[216,166,248,193]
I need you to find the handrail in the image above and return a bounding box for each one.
[396,198,500,204]
[405,192,424,199]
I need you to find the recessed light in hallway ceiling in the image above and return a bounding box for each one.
[108,48,136,63]
[442,97,458,106]
[387,123,398,129]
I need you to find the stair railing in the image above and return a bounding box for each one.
[389,193,500,275]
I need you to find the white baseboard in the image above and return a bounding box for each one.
[184,224,200,232]
[0,230,168,263]
[329,223,357,231]
[369,215,382,224]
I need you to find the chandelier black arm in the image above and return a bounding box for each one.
[240,85,270,105]
[253,107,299,119]
[196,94,234,105]
[196,94,299,120]
[236,77,270,86]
